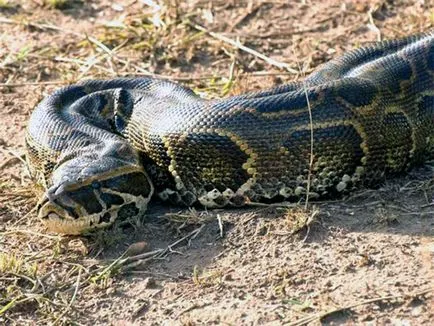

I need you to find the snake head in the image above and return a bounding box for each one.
[37,161,154,235]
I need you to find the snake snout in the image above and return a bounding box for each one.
[37,187,82,230]
[37,170,154,234]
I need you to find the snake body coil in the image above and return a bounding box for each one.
[26,31,434,234]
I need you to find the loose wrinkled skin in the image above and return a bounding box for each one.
[26,31,434,234]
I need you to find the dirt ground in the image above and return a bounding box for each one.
[0,0,433,325]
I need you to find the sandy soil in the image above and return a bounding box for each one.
[0,0,433,325]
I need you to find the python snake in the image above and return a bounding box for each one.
[26,31,434,234]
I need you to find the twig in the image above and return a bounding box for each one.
[0,296,35,315]
[401,211,434,216]
[121,225,204,271]
[91,254,127,282]
[0,148,26,166]
[167,224,204,252]
[120,255,157,271]
[86,35,114,57]
[367,7,382,42]
[52,269,81,325]
[421,202,434,208]
[246,201,296,208]
[0,229,61,240]
[216,214,224,238]
[0,81,68,88]
[123,249,164,263]
[287,288,434,326]
[186,21,298,73]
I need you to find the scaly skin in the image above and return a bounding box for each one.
[26,31,434,234]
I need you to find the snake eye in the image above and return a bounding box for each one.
[99,212,112,224]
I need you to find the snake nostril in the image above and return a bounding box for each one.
[37,195,49,211]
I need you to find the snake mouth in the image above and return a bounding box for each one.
[38,203,140,235]
[37,170,154,234]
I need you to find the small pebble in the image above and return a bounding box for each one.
[125,241,149,257]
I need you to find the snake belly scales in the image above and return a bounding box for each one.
[26,31,434,234]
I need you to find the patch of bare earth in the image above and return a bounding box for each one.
[0,0,433,325]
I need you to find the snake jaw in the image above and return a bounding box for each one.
[38,205,136,235]
[36,169,154,234]
[38,192,151,235]
[37,195,87,235]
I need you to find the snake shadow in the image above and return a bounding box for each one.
[91,163,434,283]
[143,162,434,244]
[81,165,433,324]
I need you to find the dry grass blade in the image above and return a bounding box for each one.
[1,1,433,324]
[0,229,61,240]
[367,6,382,41]
[52,268,81,325]
[0,296,34,315]
[118,225,204,271]
[292,48,314,209]
[302,80,314,210]
[287,288,434,326]
[0,81,68,88]
[216,214,224,238]
[187,21,298,74]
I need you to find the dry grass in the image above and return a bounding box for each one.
[0,2,231,321]
[1,0,433,324]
